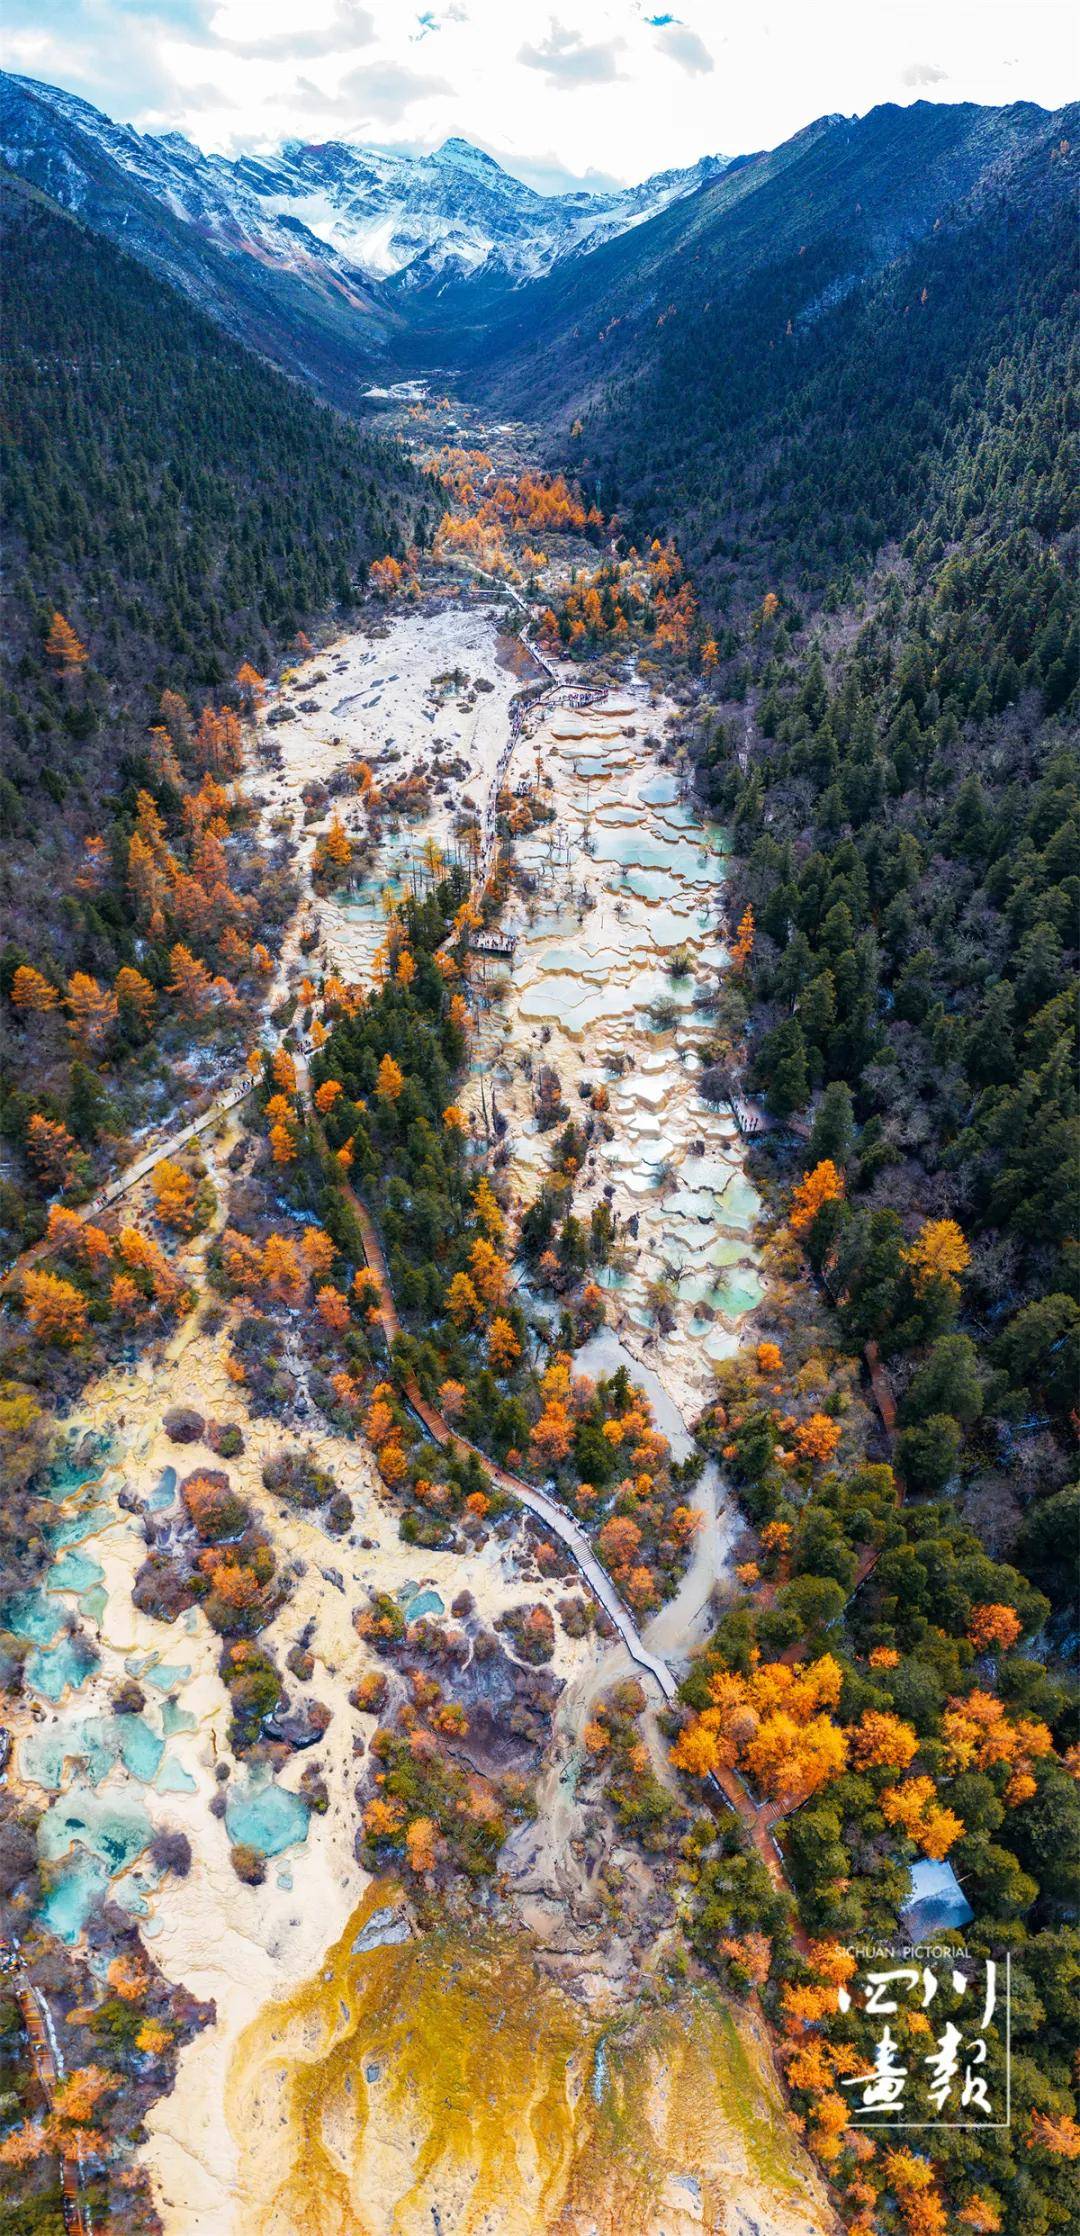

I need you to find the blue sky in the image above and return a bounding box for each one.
[1,1,1075,188]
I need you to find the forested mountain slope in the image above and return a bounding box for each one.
[0,72,402,404]
[697,270,1078,1377]
[468,99,1078,609]
[0,176,430,972]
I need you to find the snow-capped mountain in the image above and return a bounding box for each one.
[0,71,404,405]
[228,133,730,290]
[0,72,728,300]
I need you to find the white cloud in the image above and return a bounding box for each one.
[518,19,626,87]
[298,58,451,124]
[901,60,949,86]
[656,23,714,76]
[0,0,1074,181]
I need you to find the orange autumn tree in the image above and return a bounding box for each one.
[967,1602,1023,1653]
[529,1356,575,1467]
[1028,2109,1080,2158]
[881,1776,965,1859]
[11,965,59,1015]
[850,1709,920,1773]
[940,1688,1052,1803]
[323,815,353,872]
[45,610,88,669]
[445,1271,481,1327]
[66,971,118,1046]
[271,1046,297,1096]
[44,1204,85,1257]
[369,555,404,597]
[353,1268,382,1319]
[487,1315,521,1373]
[150,1159,198,1232]
[903,1218,970,1296]
[671,1654,847,1807]
[789,1160,845,1239]
[883,2148,949,2236]
[530,1397,573,1467]
[730,905,755,972]
[405,1816,438,1875]
[22,1269,88,1346]
[25,1113,76,1187]
[316,1285,351,1334]
[259,1234,305,1305]
[114,966,156,1026]
[376,1053,404,1102]
[597,1514,643,1576]
[269,1121,297,1165]
[793,1412,843,1468]
[116,1226,183,1307]
[467,1234,510,1309]
[235,661,265,707]
[168,944,213,1016]
[301,1228,337,1281]
[956,2198,1004,2233]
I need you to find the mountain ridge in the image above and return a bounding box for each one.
[456,93,1078,608]
[0,71,730,307]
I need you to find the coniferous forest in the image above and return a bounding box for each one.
[0,178,431,963]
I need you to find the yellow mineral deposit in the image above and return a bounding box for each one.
[226,1886,829,2236]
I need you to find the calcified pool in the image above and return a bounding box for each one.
[9,1431,222,1935]
[474,687,762,1409]
[223,1886,820,2236]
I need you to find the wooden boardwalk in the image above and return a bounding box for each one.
[347,1194,677,1704]
[343,1177,812,1923]
[10,1970,93,2235]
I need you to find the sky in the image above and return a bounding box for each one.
[1,0,1076,191]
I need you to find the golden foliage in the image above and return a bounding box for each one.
[671,1654,847,1805]
[903,1218,970,1294]
[793,1411,842,1466]
[967,1603,1023,1653]
[850,1710,920,1773]
[881,1775,964,1859]
[151,1158,198,1232]
[45,610,88,668]
[789,1160,845,1239]
[22,1269,88,1345]
[11,965,59,1013]
[377,1053,405,1101]
[730,904,755,972]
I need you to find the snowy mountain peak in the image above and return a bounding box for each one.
[0,72,729,295]
[433,136,504,170]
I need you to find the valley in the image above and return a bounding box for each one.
[3,552,830,2234]
[0,58,1076,2236]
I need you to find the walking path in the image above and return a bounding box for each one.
[6,1962,93,2235]
[347,1193,678,1702]
[346,1178,812,1917]
[0,602,591,1294]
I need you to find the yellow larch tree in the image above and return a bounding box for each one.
[45,611,88,669]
